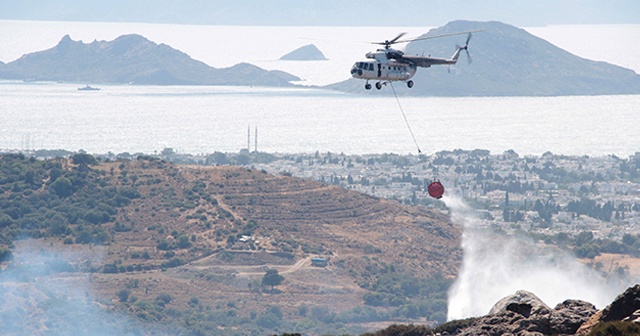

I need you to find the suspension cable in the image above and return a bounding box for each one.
[389,82,421,154]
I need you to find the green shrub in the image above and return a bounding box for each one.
[588,321,640,336]
[161,257,185,268]
[362,324,433,336]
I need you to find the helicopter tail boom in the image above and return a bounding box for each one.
[399,32,473,68]
[450,47,464,63]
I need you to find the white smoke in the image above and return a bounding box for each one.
[443,194,630,320]
[0,242,159,335]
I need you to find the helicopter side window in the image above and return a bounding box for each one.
[369,63,373,71]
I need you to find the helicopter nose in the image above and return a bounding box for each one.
[350,66,363,77]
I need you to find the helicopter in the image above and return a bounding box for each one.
[350,31,477,90]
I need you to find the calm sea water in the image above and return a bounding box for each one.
[1,82,639,156]
[1,21,639,157]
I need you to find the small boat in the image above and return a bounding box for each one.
[78,85,100,91]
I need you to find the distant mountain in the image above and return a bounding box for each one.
[0,34,299,86]
[329,21,640,96]
[280,44,327,61]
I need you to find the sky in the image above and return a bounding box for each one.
[1,0,639,27]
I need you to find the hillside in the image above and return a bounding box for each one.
[0,34,299,86]
[329,20,640,96]
[0,154,461,335]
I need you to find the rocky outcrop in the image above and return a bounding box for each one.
[601,284,640,322]
[574,284,640,335]
[550,300,598,335]
[455,291,596,336]
[488,290,550,315]
[380,285,640,336]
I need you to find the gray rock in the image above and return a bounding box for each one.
[602,284,640,322]
[489,290,550,315]
[549,300,597,335]
[457,291,595,336]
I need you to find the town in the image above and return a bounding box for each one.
[199,148,640,258]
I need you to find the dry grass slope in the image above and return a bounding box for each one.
[2,157,462,334]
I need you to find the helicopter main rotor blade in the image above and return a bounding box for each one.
[396,29,482,44]
[371,32,407,47]
[388,32,407,44]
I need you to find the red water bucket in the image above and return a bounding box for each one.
[427,181,445,199]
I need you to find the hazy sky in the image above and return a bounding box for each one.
[1,0,639,26]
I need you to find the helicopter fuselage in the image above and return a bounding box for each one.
[350,49,417,84]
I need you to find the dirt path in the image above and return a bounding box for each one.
[189,256,313,276]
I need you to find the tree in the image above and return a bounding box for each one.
[72,153,98,165]
[160,148,175,157]
[117,289,131,302]
[154,293,173,307]
[262,269,284,290]
[50,177,73,197]
[177,234,191,248]
[623,234,638,246]
[575,231,594,246]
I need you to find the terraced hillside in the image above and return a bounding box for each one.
[204,167,459,277]
[0,155,461,335]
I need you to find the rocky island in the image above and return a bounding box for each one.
[0,34,300,86]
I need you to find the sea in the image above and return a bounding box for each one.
[1,20,639,157]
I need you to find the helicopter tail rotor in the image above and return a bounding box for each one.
[455,33,474,65]
[464,33,473,64]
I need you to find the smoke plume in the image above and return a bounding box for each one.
[443,194,630,321]
[0,242,153,335]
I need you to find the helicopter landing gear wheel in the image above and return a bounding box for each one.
[375,82,382,90]
[407,80,414,88]
[365,83,372,90]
